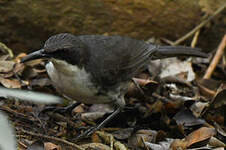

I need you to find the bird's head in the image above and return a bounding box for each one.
[21,33,88,66]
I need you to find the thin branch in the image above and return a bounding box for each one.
[18,128,85,150]
[191,30,200,48]
[172,3,226,46]
[204,34,226,79]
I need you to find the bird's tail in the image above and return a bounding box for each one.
[151,45,208,59]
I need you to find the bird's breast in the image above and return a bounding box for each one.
[45,59,113,104]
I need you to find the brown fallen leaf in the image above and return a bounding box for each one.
[45,142,61,150]
[13,62,25,75]
[0,55,11,61]
[128,129,157,148]
[112,128,134,140]
[95,131,128,150]
[81,111,107,122]
[0,60,15,73]
[185,127,216,147]
[212,86,226,108]
[209,137,226,148]
[170,127,216,150]
[190,101,209,117]
[127,77,158,97]
[81,143,111,150]
[0,61,24,78]
[170,139,187,150]
[0,77,21,88]
[146,100,164,114]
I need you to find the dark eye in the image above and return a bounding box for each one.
[47,49,66,58]
[47,48,78,65]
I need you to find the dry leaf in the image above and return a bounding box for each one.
[170,127,216,149]
[95,131,128,150]
[173,109,206,127]
[0,77,21,88]
[128,129,157,148]
[0,61,15,73]
[112,128,134,140]
[81,143,111,150]
[190,101,209,117]
[145,138,174,150]
[170,139,187,150]
[209,137,226,147]
[158,58,195,82]
[81,111,107,122]
[212,88,226,108]
[44,142,61,150]
[185,127,216,147]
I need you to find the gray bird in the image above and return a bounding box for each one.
[21,33,207,137]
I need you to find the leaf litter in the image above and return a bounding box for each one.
[0,40,225,149]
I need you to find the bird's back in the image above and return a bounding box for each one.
[78,35,155,88]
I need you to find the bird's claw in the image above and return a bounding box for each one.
[75,127,97,140]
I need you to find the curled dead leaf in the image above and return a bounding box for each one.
[212,88,226,108]
[170,127,216,149]
[0,61,15,73]
[44,142,61,150]
[185,127,216,147]
[128,129,157,148]
[0,77,21,88]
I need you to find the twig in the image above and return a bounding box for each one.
[191,30,200,48]
[18,128,85,150]
[204,34,226,79]
[160,37,174,45]
[172,3,226,46]
[0,105,37,124]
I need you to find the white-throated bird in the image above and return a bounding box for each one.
[21,33,207,138]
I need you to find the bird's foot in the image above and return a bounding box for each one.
[74,107,122,141]
[74,126,97,140]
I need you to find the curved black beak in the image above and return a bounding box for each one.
[21,49,47,63]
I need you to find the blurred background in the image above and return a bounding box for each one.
[0,0,225,54]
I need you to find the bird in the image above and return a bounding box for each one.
[21,33,207,138]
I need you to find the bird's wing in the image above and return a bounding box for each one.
[78,35,156,87]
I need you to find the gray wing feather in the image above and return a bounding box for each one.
[78,35,155,86]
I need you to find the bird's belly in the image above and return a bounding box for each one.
[45,61,113,104]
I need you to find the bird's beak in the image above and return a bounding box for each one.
[21,49,47,63]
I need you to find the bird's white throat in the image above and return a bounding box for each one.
[45,59,113,104]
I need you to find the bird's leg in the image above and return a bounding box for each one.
[93,106,121,130]
[75,96,125,140]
